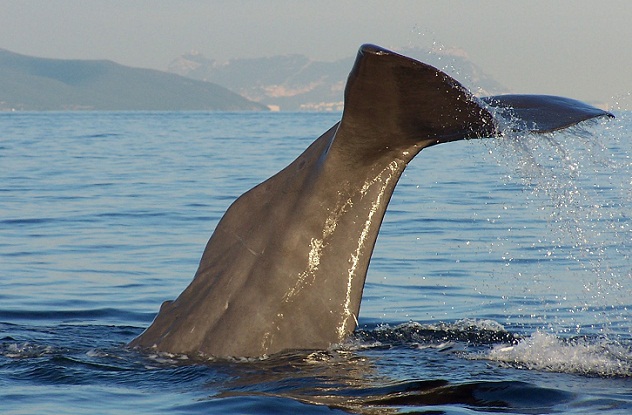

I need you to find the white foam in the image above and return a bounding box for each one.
[484,330,632,377]
[1,342,54,359]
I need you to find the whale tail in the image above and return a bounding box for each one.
[335,44,497,161]
[129,45,613,359]
[481,94,614,133]
[337,44,613,161]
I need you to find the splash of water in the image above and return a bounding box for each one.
[485,112,632,338]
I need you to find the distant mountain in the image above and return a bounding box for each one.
[0,49,268,111]
[168,47,509,111]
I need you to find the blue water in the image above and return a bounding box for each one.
[1,111,631,414]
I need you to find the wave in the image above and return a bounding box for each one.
[353,319,632,378]
[353,319,520,347]
[2,319,631,413]
[0,307,150,323]
[3,318,630,379]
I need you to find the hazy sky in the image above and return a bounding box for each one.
[1,0,630,107]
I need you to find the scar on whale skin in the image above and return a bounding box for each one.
[129,44,614,358]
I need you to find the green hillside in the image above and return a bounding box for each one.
[0,49,268,111]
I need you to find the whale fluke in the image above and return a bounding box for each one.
[482,94,614,133]
[129,44,613,358]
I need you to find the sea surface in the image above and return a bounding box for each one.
[1,111,631,414]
